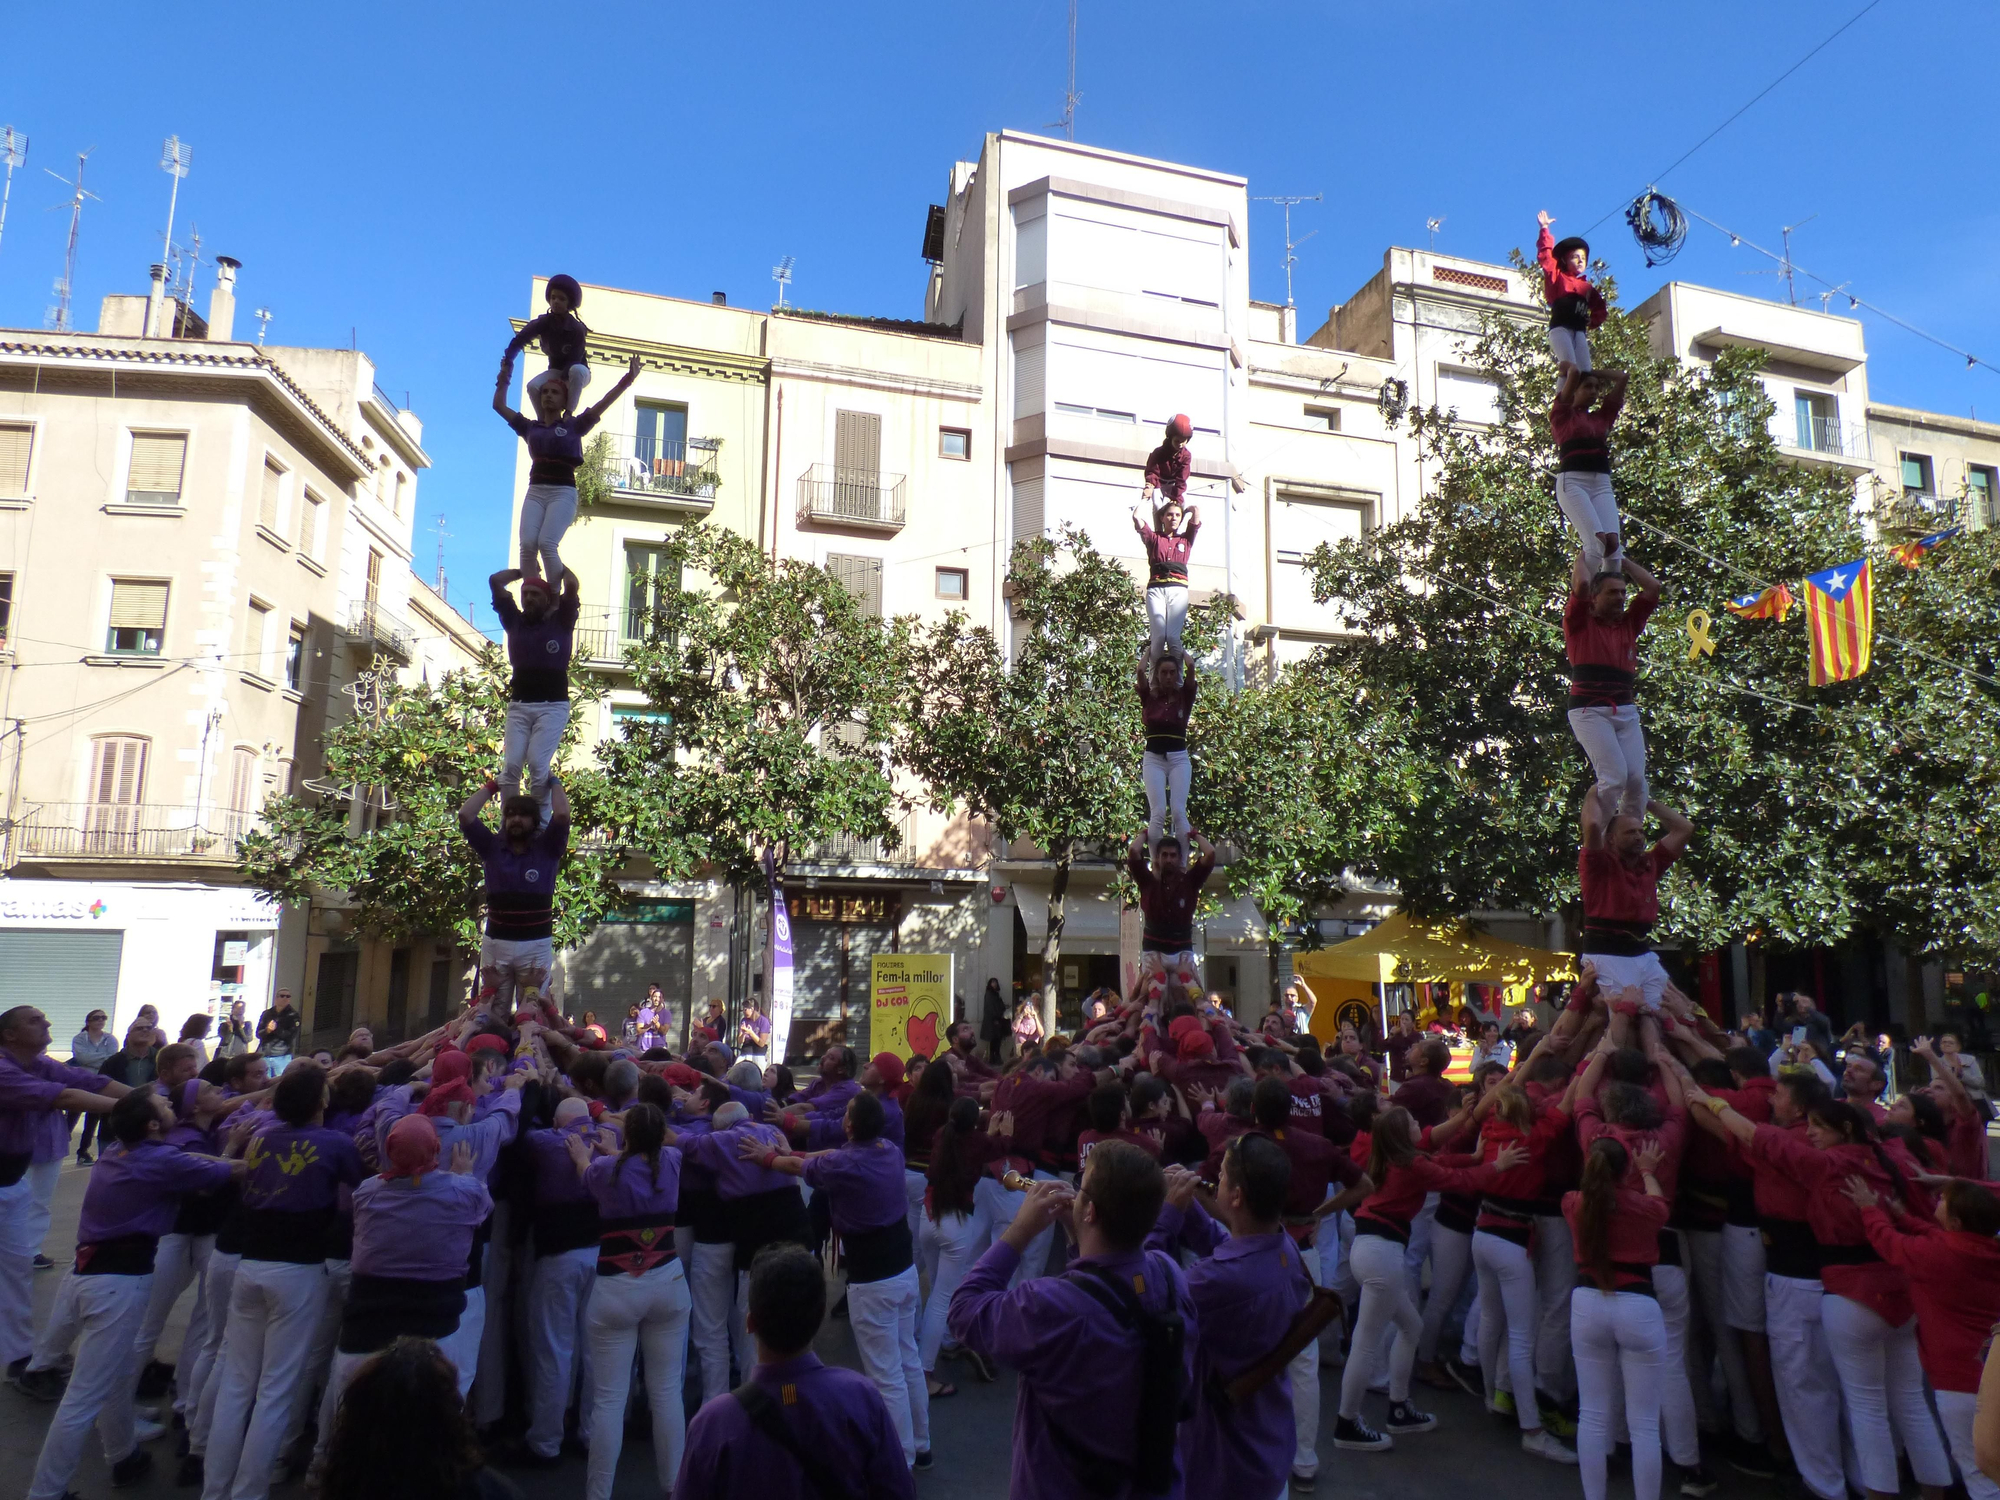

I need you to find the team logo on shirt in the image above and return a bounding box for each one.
[545,640,560,653]
[525,869,541,882]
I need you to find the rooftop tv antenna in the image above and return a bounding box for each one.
[1742,213,1815,306]
[771,254,794,309]
[1252,193,1321,308]
[432,512,450,595]
[158,136,191,274]
[44,149,98,332]
[253,306,273,345]
[1425,216,1445,251]
[0,128,26,265]
[1054,0,1081,140]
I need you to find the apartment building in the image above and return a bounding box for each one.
[0,260,444,1052]
[1865,404,2000,536]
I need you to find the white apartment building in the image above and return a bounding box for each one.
[0,260,475,1053]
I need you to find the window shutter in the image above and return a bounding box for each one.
[243,601,270,665]
[828,554,883,618]
[0,424,31,494]
[834,411,881,481]
[228,748,258,813]
[259,460,283,531]
[1012,477,1044,541]
[297,492,321,552]
[128,434,187,499]
[108,581,169,631]
[89,737,148,806]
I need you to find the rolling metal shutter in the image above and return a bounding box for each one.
[0,930,126,1053]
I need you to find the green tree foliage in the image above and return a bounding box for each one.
[1305,279,2000,959]
[238,652,626,950]
[600,524,907,883]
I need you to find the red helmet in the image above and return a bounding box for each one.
[1168,414,1192,441]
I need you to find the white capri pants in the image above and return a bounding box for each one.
[584,1259,691,1500]
[848,1266,929,1466]
[918,1206,988,1370]
[973,1174,1058,1285]
[1685,1226,1760,1442]
[0,1159,62,1370]
[1289,1229,1327,1478]
[1338,1232,1420,1417]
[1818,1293,1952,1494]
[687,1240,737,1404]
[524,1246,597,1460]
[1474,1230,1541,1427]
[1650,1259,1703,1468]
[1557,470,1621,575]
[479,934,555,1010]
[1143,749,1192,851]
[1937,1389,2000,1500]
[1572,1286,1664,1500]
[1549,326,1593,372]
[502,699,571,823]
[518,482,579,581]
[201,1258,331,1500]
[1566,702,1647,822]
[1719,1223,1766,1332]
[1145,583,1189,666]
[1765,1274,1843,1500]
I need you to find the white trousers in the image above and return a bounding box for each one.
[1719,1223,1766,1331]
[1685,1228,1760,1441]
[0,1158,62,1367]
[185,1250,242,1457]
[687,1240,737,1404]
[974,1174,1056,1285]
[502,700,571,824]
[918,1207,988,1370]
[1143,749,1192,851]
[479,934,555,1012]
[1474,1231,1541,1427]
[1937,1388,2000,1500]
[1557,470,1621,575]
[905,1169,927,1242]
[201,1259,330,1500]
[849,1266,928,1466]
[1416,1222,1473,1363]
[1338,1233,1419,1417]
[1289,1232,1325,1477]
[1567,703,1647,822]
[27,1272,150,1500]
[1573,1287,1664,1500]
[585,1260,691,1500]
[1766,1275,1843,1500]
[525,1246,597,1458]
[133,1231,216,1415]
[525,363,591,407]
[1549,326,1593,373]
[1584,950,1669,1013]
[1145,584,1189,667]
[278,1257,347,1462]
[1650,1260,1702,1466]
[444,1286,484,1399]
[1819,1293,1952,1492]
[1533,1213,1577,1402]
[518,482,579,581]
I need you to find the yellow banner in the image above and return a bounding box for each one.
[870,953,954,1061]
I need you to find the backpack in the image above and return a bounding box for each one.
[1054,1252,1191,1496]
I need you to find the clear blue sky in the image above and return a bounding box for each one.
[3,0,1993,630]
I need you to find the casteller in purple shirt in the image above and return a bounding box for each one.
[676,1350,913,1500]
[800,1138,907,1237]
[0,1050,118,1164]
[78,1140,236,1248]
[681,1121,795,1200]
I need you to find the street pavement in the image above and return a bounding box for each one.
[5,1158,1793,1500]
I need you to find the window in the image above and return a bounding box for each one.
[0,423,31,495]
[1272,491,1370,627]
[624,544,678,641]
[86,736,148,844]
[1053,401,1138,425]
[365,549,383,608]
[0,573,13,647]
[285,624,308,692]
[612,704,674,738]
[635,402,690,472]
[939,427,971,460]
[935,567,969,601]
[297,490,324,558]
[391,471,407,517]
[1304,404,1342,432]
[258,457,285,534]
[126,433,187,506]
[1795,393,1839,453]
[827,554,884,618]
[1901,452,1936,498]
[1969,465,1998,526]
[242,600,272,678]
[106,580,168,655]
[1434,369,1500,425]
[223,747,260,841]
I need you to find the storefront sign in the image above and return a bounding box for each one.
[869,953,952,1060]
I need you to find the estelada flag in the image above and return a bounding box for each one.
[1802,559,1872,685]
[1724,584,1794,621]
[1889,528,1961,569]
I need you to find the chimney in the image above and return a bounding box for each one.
[711,291,726,305]
[208,257,240,341]
[144,264,167,338]
[1281,304,1297,345]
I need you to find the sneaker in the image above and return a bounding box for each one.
[1383,1400,1436,1434]
[133,1417,166,1443]
[1680,1464,1719,1497]
[1524,1430,1580,1465]
[1489,1389,1517,1418]
[1539,1404,1579,1440]
[913,1450,934,1472]
[32,1253,54,1270]
[1289,1470,1318,1493]
[110,1448,154,1487]
[1441,1354,1483,1397]
[76,1149,93,1164]
[15,1365,65,1402]
[137,1359,175,1397]
[175,1453,204,1487]
[4,1355,25,1384]
[1332,1415,1393,1451]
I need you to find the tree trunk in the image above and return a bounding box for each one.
[1042,846,1070,1037]
[1267,933,1286,1024]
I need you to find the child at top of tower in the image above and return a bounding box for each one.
[503,273,592,416]
[1536,211,1607,381]
[1143,412,1194,506]
[1133,415,1199,671]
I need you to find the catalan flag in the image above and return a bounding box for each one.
[1803,559,1873,686]
[1724,584,1794,622]
[1890,528,1961,569]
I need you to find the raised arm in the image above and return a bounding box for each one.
[492,362,521,422]
[1580,786,1609,850]
[583,353,643,426]
[1622,552,1662,608]
[548,776,572,825]
[1912,1037,1974,1118]
[460,778,498,826]
[1648,798,1693,859]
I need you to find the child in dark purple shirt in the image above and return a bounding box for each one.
[502,274,592,414]
[1132,496,1201,671]
[493,351,640,585]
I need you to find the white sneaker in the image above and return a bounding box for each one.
[133,1417,167,1442]
[1524,1430,1579,1465]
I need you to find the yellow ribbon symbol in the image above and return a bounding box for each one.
[1685,609,1716,662]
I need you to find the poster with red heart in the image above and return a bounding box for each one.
[869,952,953,1062]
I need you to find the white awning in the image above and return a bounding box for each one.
[1011,885,1125,944]
[1201,893,1270,947]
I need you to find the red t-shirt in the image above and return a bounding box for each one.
[1579,844,1679,953]
[1563,1187,1669,1290]
[1138,520,1199,586]
[1563,588,1656,707]
[1946,1107,1990,1181]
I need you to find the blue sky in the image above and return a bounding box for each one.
[3,0,1994,631]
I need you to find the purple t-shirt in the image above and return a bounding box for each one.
[0,1051,114,1163]
[801,1138,907,1237]
[460,810,570,941]
[78,1140,236,1246]
[490,584,579,703]
[238,1124,366,1263]
[676,1353,915,1500]
[502,406,601,487]
[584,1149,682,1220]
[349,1170,492,1281]
[683,1121,798,1200]
[804,1094,904,1153]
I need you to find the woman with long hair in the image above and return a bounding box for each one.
[903,1056,956,1239]
[1566,1136,1670,1500]
[567,1101,689,1500]
[321,1337,517,1500]
[1688,1065,1954,1500]
[1334,1105,1523,1450]
[918,1095,1004,1392]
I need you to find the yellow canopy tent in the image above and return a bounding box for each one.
[1292,913,1575,1046]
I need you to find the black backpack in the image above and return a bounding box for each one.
[1053,1253,1191,1496]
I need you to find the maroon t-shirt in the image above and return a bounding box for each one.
[1564,588,1657,708]
[1579,844,1679,954]
[1391,1072,1458,1131]
[1129,846,1213,953]
[1139,520,1199,586]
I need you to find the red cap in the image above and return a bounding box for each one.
[419,1078,472,1117]
[1168,413,1192,440]
[871,1052,905,1089]
[1178,1029,1214,1059]
[464,1034,509,1058]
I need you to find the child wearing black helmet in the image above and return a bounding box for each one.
[502,273,592,416]
[1536,211,1607,381]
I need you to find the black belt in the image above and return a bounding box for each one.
[338,1274,465,1353]
[843,1218,914,1284]
[76,1233,158,1276]
[1815,1243,1881,1268]
[598,1213,676,1278]
[727,1186,811,1271]
[1353,1215,1409,1247]
[1759,1215,1820,1279]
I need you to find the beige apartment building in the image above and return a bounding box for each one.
[0,261,480,1053]
[1865,403,2000,536]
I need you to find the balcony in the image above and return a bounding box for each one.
[1877,490,1962,536]
[342,597,415,661]
[1781,414,1872,471]
[800,813,917,869]
[12,802,254,864]
[587,434,720,510]
[796,463,907,532]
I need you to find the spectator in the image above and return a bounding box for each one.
[256,989,302,1063]
[66,1010,118,1163]
[320,1336,522,1500]
[980,979,1009,1066]
[177,1012,214,1068]
[97,1020,160,1090]
[214,1000,252,1059]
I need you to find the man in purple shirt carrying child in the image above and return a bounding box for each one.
[460,773,570,1012]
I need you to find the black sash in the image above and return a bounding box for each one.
[842,1218,914,1284]
[728,1186,811,1271]
[337,1273,465,1353]
[76,1234,158,1276]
